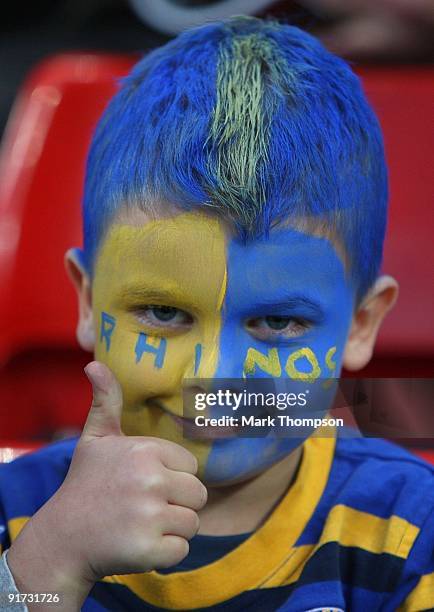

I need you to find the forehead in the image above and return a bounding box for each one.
[93,211,352,309]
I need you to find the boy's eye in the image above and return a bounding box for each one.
[264,316,291,330]
[152,306,180,322]
[134,305,193,329]
[246,315,310,340]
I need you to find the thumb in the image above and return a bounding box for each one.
[81,361,124,439]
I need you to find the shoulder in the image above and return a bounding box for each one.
[334,432,434,470]
[327,435,434,609]
[331,434,434,525]
[0,438,78,520]
[288,435,434,610]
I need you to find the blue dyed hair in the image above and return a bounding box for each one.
[82,15,388,302]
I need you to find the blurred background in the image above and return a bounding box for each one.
[0,0,433,453]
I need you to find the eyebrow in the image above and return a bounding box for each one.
[116,285,325,320]
[115,284,194,309]
[244,295,325,321]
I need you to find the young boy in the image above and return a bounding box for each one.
[1,15,433,612]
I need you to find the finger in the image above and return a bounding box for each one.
[81,361,124,439]
[162,506,200,540]
[153,535,189,569]
[156,438,199,475]
[166,471,208,511]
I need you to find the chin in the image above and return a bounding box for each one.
[200,436,303,486]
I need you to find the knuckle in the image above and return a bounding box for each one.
[127,469,148,491]
[109,400,123,415]
[130,439,156,458]
[90,395,104,410]
[142,438,163,456]
[144,471,167,497]
[128,441,161,471]
[142,501,164,524]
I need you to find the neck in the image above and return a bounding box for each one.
[198,446,303,536]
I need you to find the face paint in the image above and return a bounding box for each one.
[202,225,354,483]
[92,211,354,485]
[92,213,227,475]
[100,312,116,351]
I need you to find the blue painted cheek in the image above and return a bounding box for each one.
[204,437,300,485]
[203,228,355,484]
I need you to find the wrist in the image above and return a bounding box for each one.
[7,504,94,610]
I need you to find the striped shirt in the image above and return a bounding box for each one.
[0,431,433,611]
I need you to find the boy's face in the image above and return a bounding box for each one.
[89,210,355,485]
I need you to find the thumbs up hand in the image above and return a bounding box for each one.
[7,362,207,609]
[81,361,125,438]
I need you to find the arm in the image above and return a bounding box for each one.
[394,480,434,611]
[6,362,207,611]
[7,514,92,612]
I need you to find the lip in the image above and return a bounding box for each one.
[148,400,241,439]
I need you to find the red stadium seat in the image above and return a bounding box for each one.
[356,67,434,374]
[0,56,432,440]
[0,54,136,439]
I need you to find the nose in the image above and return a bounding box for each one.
[212,323,248,379]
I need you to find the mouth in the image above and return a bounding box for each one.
[147,400,242,440]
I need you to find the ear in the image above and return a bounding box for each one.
[65,248,95,352]
[343,275,399,371]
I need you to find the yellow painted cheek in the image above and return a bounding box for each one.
[94,320,190,407]
[113,326,220,478]
[93,313,215,478]
[90,212,227,477]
